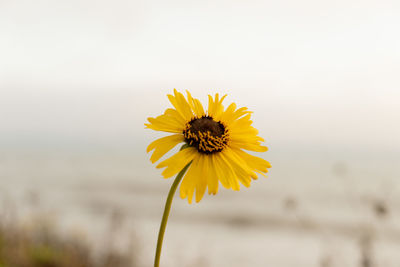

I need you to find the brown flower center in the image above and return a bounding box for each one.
[183,116,229,154]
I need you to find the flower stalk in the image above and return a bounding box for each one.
[154,161,191,267]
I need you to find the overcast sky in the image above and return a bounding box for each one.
[0,0,399,153]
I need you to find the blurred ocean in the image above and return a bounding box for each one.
[1,144,399,267]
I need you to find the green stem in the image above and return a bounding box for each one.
[154,162,191,267]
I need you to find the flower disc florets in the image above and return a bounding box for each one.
[183,116,229,154]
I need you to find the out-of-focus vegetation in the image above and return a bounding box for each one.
[0,218,136,267]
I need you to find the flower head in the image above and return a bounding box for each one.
[146,89,271,203]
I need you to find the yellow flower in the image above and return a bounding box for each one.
[146,89,271,203]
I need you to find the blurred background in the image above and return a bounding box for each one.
[1,0,400,266]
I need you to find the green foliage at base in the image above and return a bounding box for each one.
[0,221,135,267]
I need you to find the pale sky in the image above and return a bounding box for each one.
[0,0,399,153]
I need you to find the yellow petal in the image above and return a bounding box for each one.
[180,156,198,203]
[207,94,216,117]
[232,148,271,176]
[219,103,237,125]
[222,149,254,187]
[208,93,226,120]
[195,155,207,202]
[186,91,205,118]
[157,147,197,178]
[214,153,240,191]
[180,155,208,203]
[145,110,185,133]
[230,140,268,152]
[211,153,230,189]
[206,155,219,195]
[167,89,194,121]
[165,108,187,126]
[147,134,184,163]
[226,107,252,125]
